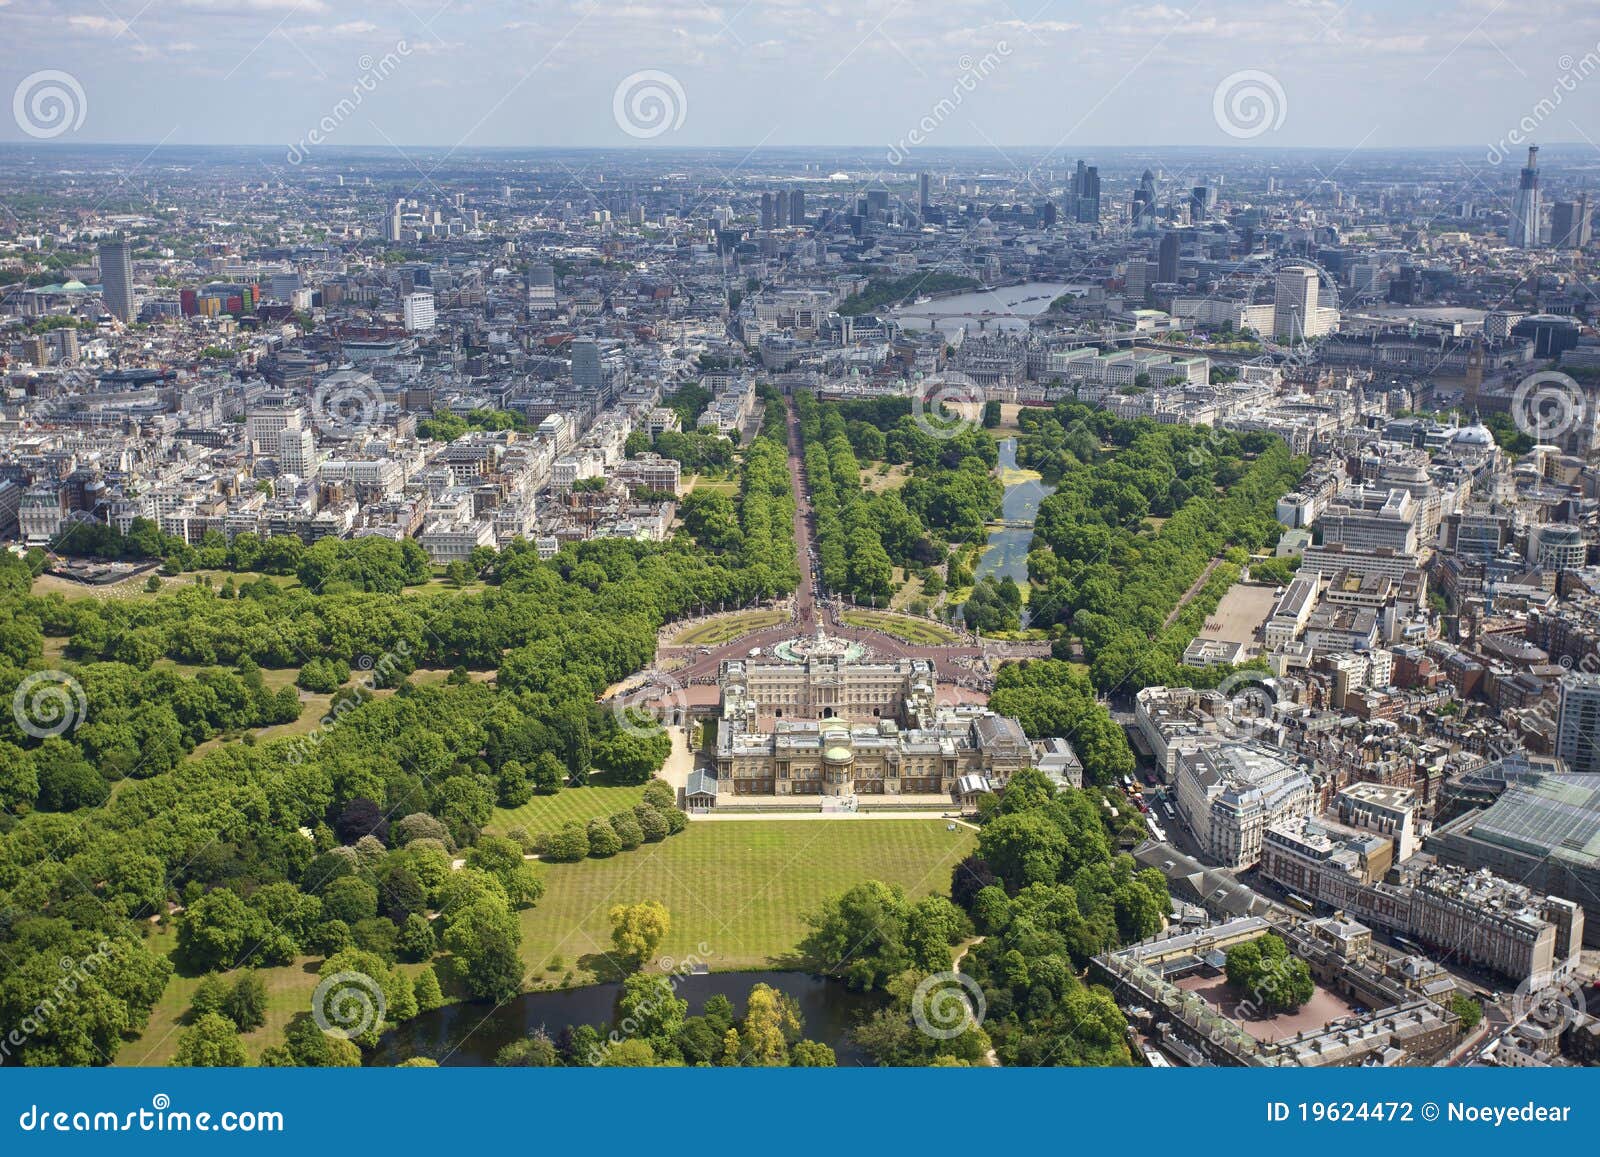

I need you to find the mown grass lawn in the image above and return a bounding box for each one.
[519,820,976,984]
[669,608,787,647]
[838,609,959,645]
[486,781,650,837]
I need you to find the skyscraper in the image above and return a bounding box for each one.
[1131,169,1157,231]
[98,238,135,323]
[1157,231,1180,284]
[1551,193,1591,249]
[789,189,805,226]
[1556,673,1600,775]
[775,190,789,227]
[571,337,603,396]
[1274,266,1320,342]
[918,171,931,211]
[1510,145,1541,248]
[1075,166,1101,224]
[760,192,775,229]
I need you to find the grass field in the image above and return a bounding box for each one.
[838,609,959,645]
[669,608,786,647]
[519,820,975,981]
[116,820,973,1063]
[486,781,650,837]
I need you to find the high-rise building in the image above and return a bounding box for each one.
[1274,265,1320,342]
[570,337,603,395]
[1131,169,1157,231]
[1551,193,1591,249]
[401,291,435,333]
[760,192,775,229]
[775,190,789,227]
[789,189,805,226]
[1157,231,1180,284]
[1189,185,1209,223]
[1556,673,1600,775]
[1510,145,1541,248]
[918,171,931,211]
[98,238,135,323]
[1075,166,1101,224]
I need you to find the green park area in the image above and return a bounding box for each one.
[838,608,960,645]
[521,820,975,982]
[669,608,788,646]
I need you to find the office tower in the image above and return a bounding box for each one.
[571,337,603,395]
[387,201,405,243]
[789,189,805,226]
[1075,166,1100,223]
[1157,231,1180,283]
[98,238,135,323]
[278,426,316,476]
[918,171,931,211]
[1510,145,1541,248]
[1551,193,1592,249]
[774,190,789,227]
[1131,169,1156,231]
[760,192,775,229]
[528,263,556,305]
[401,290,436,333]
[865,188,889,217]
[1556,673,1600,775]
[1274,265,1319,342]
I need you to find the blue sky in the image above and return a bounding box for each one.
[2,0,1598,155]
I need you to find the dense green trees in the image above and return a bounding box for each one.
[1225,934,1314,1013]
[802,882,971,989]
[829,777,1171,1067]
[1016,402,1303,691]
